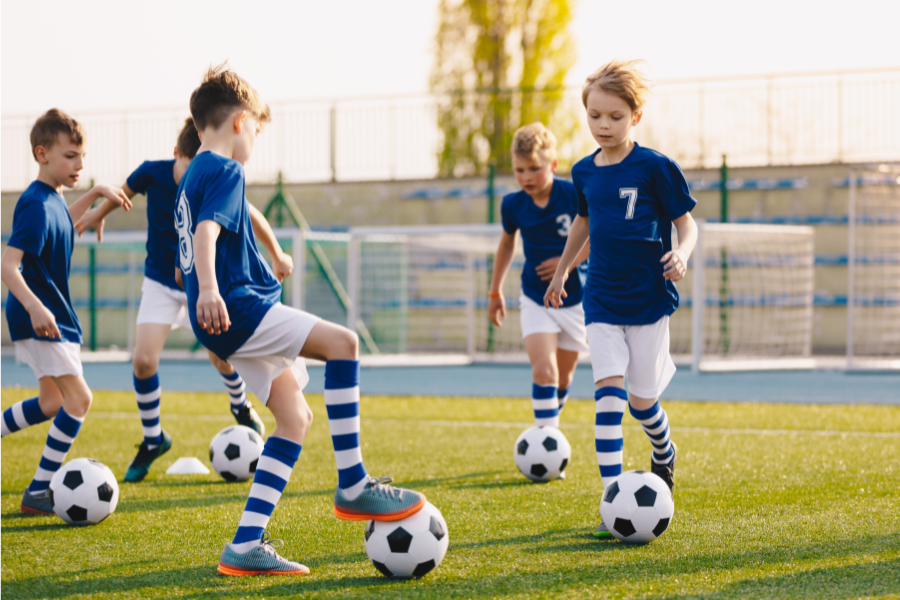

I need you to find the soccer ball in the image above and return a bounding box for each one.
[600,470,675,543]
[513,426,571,482]
[48,458,118,526]
[364,501,449,578]
[209,425,264,482]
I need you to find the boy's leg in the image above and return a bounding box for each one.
[22,375,91,515]
[300,319,425,521]
[219,369,310,575]
[555,348,580,414]
[208,350,265,437]
[1,378,63,437]
[524,333,560,428]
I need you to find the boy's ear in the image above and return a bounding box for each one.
[550,158,559,172]
[233,111,248,134]
[633,111,643,126]
[34,145,49,164]
[173,146,179,159]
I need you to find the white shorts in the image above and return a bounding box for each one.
[226,304,319,405]
[136,278,191,329]
[519,294,589,353]
[586,316,676,399]
[15,339,83,379]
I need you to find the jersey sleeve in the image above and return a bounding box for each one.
[126,161,153,195]
[573,170,589,218]
[653,156,696,220]
[6,199,47,255]
[500,195,518,235]
[196,161,245,233]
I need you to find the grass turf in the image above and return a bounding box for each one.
[2,387,899,599]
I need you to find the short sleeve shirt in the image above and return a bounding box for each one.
[5,180,82,343]
[127,160,180,290]
[175,152,281,359]
[571,143,696,325]
[501,178,584,307]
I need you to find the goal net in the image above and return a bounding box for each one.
[846,168,900,370]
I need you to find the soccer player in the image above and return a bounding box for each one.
[75,118,277,483]
[177,64,425,576]
[544,60,698,538]
[488,123,590,437]
[0,109,132,514]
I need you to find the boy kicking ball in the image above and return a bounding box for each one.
[544,60,698,538]
[177,64,425,576]
[488,123,590,441]
[1,109,131,514]
[76,117,283,482]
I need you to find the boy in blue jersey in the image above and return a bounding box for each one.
[1,109,132,514]
[76,118,277,483]
[544,60,698,538]
[177,65,425,576]
[489,123,590,438]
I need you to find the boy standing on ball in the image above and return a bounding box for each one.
[177,64,425,576]
[544,60,698,538]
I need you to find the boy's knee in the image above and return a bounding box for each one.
[132,353,159,379]
[532,363,558,386]
[329,328,359,360]
[66,388,92,417]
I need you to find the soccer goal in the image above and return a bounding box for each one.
[846,168,900,371]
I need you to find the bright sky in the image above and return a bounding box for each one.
[2,0,898,115]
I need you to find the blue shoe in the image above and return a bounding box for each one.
[651,442,677,494]
[124,430,172,483]
[333,476,425,521]
[21,488,53,516]
[217,532,309,576]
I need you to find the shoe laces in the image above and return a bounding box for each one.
[367,476,401,500]
[259,531,285,554]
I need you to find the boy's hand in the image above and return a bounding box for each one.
[488,294,506,327]
[94,184,133,212]
[271,251,294,283]
[196,289,230,335]
[75,208,106,241]
[175,268,184,290]
[543,273,568,309]
[661,248,688,282]
[28,303,61,339]
[536,256,562,281]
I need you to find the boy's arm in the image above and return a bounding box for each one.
[535,238,591,281]
[488,230,516,327]
[69,184,132,230]
[75,184,136,241]
[662,212,697,282]
[1,246,60,339]
[194,220,230,335]
[247,204,293,282]
[544,214,590,308]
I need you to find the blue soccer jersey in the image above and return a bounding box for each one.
[572,143,696,325]
[501,178,584,308]
[175,152,281,359]
[127,160,180,290]
[5,180,82,344]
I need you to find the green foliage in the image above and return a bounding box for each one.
[431,0,577,177]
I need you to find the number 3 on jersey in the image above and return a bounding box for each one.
[620,188,638,220]
[556,214,572,237]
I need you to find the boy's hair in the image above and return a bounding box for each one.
[175,117,201,159]
[581,59,652,113]
[190,63,271,131]
[30,108,86,161]
[511,122,558,163]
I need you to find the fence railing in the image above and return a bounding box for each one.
[2,68,898,191]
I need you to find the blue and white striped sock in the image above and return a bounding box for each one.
[595,386,627,488]
[28,408,83,494]
[324,359,369,501]
[231,436,302,553]
[532,384,559,428]
[557,387,570,413]
[221,371,248,412]
[134,374,162,449]
[1,397,49,437]
[629,400,674,464]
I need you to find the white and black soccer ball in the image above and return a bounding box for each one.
[48,458,119,526]
[600,470,674,543]
[209,425,264,482]
[364,501,449,579]
[514,426,571,482]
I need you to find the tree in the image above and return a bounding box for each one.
[431,0,577,176]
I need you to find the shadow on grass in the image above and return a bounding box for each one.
[1,520,72,533]
[114,494,244,513]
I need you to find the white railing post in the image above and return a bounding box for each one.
[347,233,360,331]
[692,220,705,373]
[292,230,304,310]
[465,251,476,357]
[846,170,856,368]
[126,251,136,353]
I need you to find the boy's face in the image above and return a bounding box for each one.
[36,134,85,188]
[512,153,557,200]
[585,89,641,150]
[232,112,260,166]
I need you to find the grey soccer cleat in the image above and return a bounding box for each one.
[593,520,613,539]
[217,532,309,576]
[232,401,265,438]
[651,441,677,495]
[21,488,54,516]
[333,476,425,521]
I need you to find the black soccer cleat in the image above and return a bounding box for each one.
[650,441,677,495]
[123,430,172,483]
[232,401,265,438]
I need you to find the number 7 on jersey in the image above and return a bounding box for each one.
[620,188,638,220]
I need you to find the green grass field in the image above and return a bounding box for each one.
[2,387,899,599]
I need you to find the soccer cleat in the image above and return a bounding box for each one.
[123,430,173,483]
[20,488,53,516]
[651,441,677,494]
[217,532,309,576]
[557,471,567,480]
[232,401,265,438]
[593,521,613,539]
[333,476,425,521]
